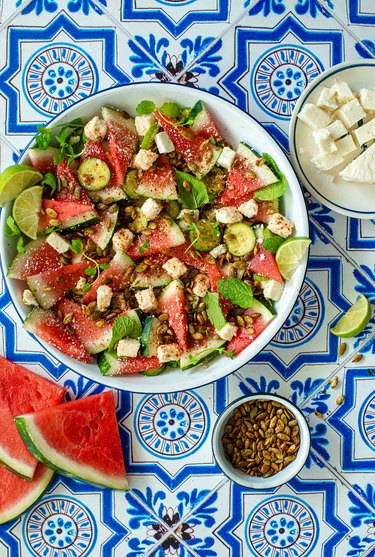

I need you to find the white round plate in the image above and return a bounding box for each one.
[0,82,309,392]
[289,60,375,219]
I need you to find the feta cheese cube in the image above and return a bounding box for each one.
[352,117,375,146]
[215,207,243,224]
[267,213,294,239]
[134,149,158,171]
[97,285,113,311]
[162,257,187,279]
[177,208,199,230]
[358,88,375,112]
[217,323,237,341]
[325,119,347,140]
[312,128,338,154]
[335,134,357,157]
[112,228,134,252]
[46,232,70,254]
[135,287,158,312]
[261,279,284,301]
[316,86,338,111]
[135,114,156,136]
[141,198,163,221]
[238,199,259,219]
[117,338,140,358]
[155,131,175,154]
[297,103,332,129]
[192,274,210,298]
[339,142,375,183]
[209,244,227,258]
[75,277,87,291]
[157,343,181,363]
[312,151,344,171]
[22,289,38,306]
[336,98,366,129]
[84,116,107,143]
[217,146,236,169]
[332,81,354,105]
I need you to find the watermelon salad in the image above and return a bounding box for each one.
[2,99,309,376]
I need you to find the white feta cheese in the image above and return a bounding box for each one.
[69,135,81,145]
[157,343,181,363]
[325,119,347,140]
[261,279,284,301]
[339,143,375,183]
[75,277,87,291]
[312,128,338,154]
[316,86,338,111]
[209,244,227,258]
[46,232,70,254]
[238,199,259,219]
[84,116,107,143]
[22,289,38,307]
[117,338,140,358]
[162,257,187,279]
[336,98,366,129]
[312,151,344,171]
[215,207,243,224]
[358,88,375,112]
[112,228,134,252]
[217,146,236,169]
[297,103,332,129]
[192,274,210,298]
[332,81,354,105]
[177,208,199,230]
[141,198,163,221]
[217,323,237,341]
[134,149,158,171]
[155,131,175,154]
[335,134,357,157]
[134,114,156,136]
[352,117,375,146]
[97,285,113,311]
[135,287,158,312]
[267,213,294,239]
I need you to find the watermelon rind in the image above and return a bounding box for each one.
[15,415,128,490]
[0,445,35,479]
[179,338,226,370]
[0,464,54,525]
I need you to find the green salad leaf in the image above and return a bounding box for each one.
[159,102,180,119]
[41,172,57,197]
[204,292,226,331]
[136,100,156,115]
[217,278,253,309]
[176,170,209,209]
[108,315,142,355]
[254,153,288,201]
[262,235,285,253]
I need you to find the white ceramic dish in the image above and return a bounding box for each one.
[289,59,375,219]
[212,393,311,489]
[0,82,309,393]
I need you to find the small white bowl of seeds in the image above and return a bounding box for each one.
[212,393,310,488]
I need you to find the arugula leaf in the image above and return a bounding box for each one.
[204,292,226,331]
[254,153,288,201]
[159,102,180,119]
[139,238,150,255]
[70,238,83,254]
[262,235,285,253]
[41,172,57,197]
[136,100,156,115]
[176,170,209,209]
[109,315,142,355]
[5,215,21,237]
[217,278,253,309]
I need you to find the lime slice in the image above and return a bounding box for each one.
[0,164,42,207]
[331,294,371,338]
[275,237,311,280]
[12,185,43,240]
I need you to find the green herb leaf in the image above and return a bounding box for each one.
[159,102,180,119]
[35,127,52,150]
[109,315,142,354]
[176,170,209,209]
[16,236,25,254]
[82,282,91,293]
[70,238,83,254]
[254,153,288,201]
[217,278,253,309]
[217,346,236,359]
[136,100,156,115]
[85,266,97,276]
[253,274,269,282]
[41,172,57,197]
[262,235,285,253]
[99,263,110,270]
[204,292,226,331]
[5,215,21,237]
[139,238,150,255]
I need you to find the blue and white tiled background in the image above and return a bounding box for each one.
[1,1,375,556]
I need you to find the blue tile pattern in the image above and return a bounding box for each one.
[0,0,375,555]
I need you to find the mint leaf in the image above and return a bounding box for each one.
[159,102,180,119]
[70,238,83,254]
[254,153,288,201]
[263,235,284,253]
[41,172,57,196]
[176,170,209,209]
[139,238,150,255]
[217,278,253,309]
[204,292,226,331]
[85,266,97,276]
[109,315,142,354]
[136,100,156,115]
[16,236,25,254]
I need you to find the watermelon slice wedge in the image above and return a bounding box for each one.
[226,299,275,355]
[102,107,138,186]
[0,463,54,525]
[55,161,92,204]
[15,391,128,490]
[28,147,57,174]
[7,236,62,280]
[159,279,188,351]
[127,215,185,259]
[0,356,66,479]
[82,251,134,303]
[247,247,283,283]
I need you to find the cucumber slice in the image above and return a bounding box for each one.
[141,366,166,376]
[164,200,180,219]
[224,223,256,256]
[141,316,161,357]
[86,205,118,250]
[128,207,148,233]
[131,268,172,289]
[251,298,275,322]
[203,167,226,200]
[89,185,127,203]
[180,338,226,370]
[124,170,144,200]
[57,210,100,234]
[140,123,159,149]
[77,158,111,191]
[189,220,221,252]
[237,143,278,186]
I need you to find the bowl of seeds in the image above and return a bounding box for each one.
[212,393,310,488]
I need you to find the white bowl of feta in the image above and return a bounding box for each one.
[290,59,375,219]
[0,82,309,393]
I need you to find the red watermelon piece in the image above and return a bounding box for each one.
[38,198,95,232]
[8,237,62,280]
[0,356,66,479]
[218,168,264,207]
[100,354,163,376]
[226,303,274,356]
[28,147,57,174]
[55,161,92,204]
[127,215,185,259]
[247,247,283,283]
[15,391,128,490]
[189,102,223,142]
[137,155,177,200]
[159,279,188,351]
[104,113,138,186]
[82,251,134,303]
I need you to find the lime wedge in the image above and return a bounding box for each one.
[0,164,42,207]
[275,237,311,280]
[331,294,371,338]
[12,185,43,240]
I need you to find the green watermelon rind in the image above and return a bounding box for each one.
[0,445,35,480]
[0,465,54,525]
[15,416,129,491]
[179,338,226,370]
